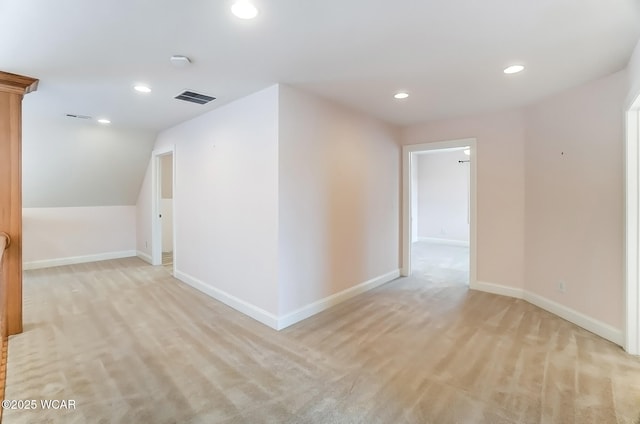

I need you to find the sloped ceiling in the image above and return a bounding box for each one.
[22,112,156,208]
[2,0,640,207]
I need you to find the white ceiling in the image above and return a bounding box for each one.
[1,0,639,132]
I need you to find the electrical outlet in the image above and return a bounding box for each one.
[556,280,566,293]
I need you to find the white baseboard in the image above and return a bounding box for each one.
[418,237,470,247]
[472,281,623,347]
[23,250,137,270]
[136,250,153,264]
[523,291,624,347]
[173,269,399,331]
[277,269,400,330]
[174,270,279,330]
[472,281,524,299]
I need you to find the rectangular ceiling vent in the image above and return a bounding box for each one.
[65,113,92,120]
[175,90,216,105]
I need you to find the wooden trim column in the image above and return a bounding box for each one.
[0,71,38,336]
[0,232,9,414]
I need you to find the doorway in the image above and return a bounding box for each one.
[625,95,640,355]
[402,139,477,289]
[152,146,175,275]
[411,148,471,285]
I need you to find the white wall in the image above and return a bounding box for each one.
[403,109,526,290]
[524,70,627,329]
[149,85,280,316]
[160,154,173,253]
[278,85,401,317]
[411,158,419,242]
[416,150,470,242]
[23,206,136,269]
[161,199,173,253]
[627,39,640,107]
[136,158,152,262]
[138,84,401,325]
[161,154,173,199]
[22,117,156,207]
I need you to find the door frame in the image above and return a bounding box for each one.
[401,138,477,289]
[151,145,176,269]
[625,94,640,355]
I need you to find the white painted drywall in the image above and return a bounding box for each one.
[23,206,136,265]
[136,158,153,260]
[627,38,640,107]
[411,158,419,242]
[22,116,156,207]
[277,85,400,316]
[161,154,173,199]
[524,70,626,329]
[403,109,526,290]
[161,199,173,253]
[150,85,280,315]
[138,84,400,321]
[416,150,470,242]
[160,154,173,252]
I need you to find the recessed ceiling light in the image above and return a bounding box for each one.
[134,85,152,93]
[231,0,258,19]
[503,65,525,74]
[97,118,111,124]
[394,92,409,99]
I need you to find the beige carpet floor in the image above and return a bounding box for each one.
[162,252,173,276]
[4,242,640,423]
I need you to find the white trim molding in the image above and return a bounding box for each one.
[136,250,153,264]
[24,250,137,270]
[523,291,624,347]
[625,95,640,355]
[277,269,400,330]
[174,269,400,331]
[472,281,623,347]
[175,270,279,329]
[472,281,523,299]
[419,237,470,247]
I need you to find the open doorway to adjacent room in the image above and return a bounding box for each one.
[160,154,174,271]
[402,139,477,289]
[152,146,175,275]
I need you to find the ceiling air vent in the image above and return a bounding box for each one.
[65,113,92,120]
[174,90,216,105]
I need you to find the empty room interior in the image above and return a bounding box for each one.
[1,1,640,423]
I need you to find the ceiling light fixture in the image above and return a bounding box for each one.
[97,118,111,124]
[170,55,191,67]
[231,0,258,19]
[394,92,409,99]
[134,85,152,93]
[503,65,525,74]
